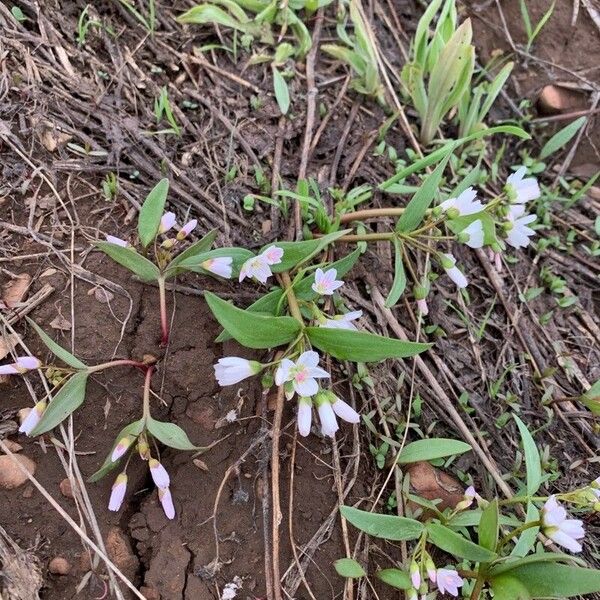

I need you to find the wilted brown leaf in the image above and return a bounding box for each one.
[2,274,31,307]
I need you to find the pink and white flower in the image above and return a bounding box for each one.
[108,473,128,512]
[149,458,170,489]
[214,357,261,386]
[18,400,46,435]
[159,212,177,234]
[321,310,362,330]
[275,351,330,397]
[505,167,541,204]
[158,487,175,519]
[440,253,468,289]
[111,436,135,462]
[505,205,536,249]
[312,268,344,296]
[177,219,198,240]
[0,356,41,375]
[261,245,284,265]
[331,396,360,425]
[455,485,478,511]
[105,234,129,247]
[461,220,484,249]
[202,256,233,279]
[416,298,429,315]
[317,400,339,437]
[425,557,436,583]
[439,187,484,216]
[541,496,585,553]
[436,568,464,596]
[297,399,313,437]
[239,256,271,283]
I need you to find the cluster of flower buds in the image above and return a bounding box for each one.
[408,554,464,598]
[108,432,175,520]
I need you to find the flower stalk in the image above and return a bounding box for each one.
[158,276,169,346]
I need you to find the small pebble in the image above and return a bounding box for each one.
[59,478,74,499]
[49,557,71,575]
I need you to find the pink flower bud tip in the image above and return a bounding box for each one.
[159,212,177,234]
[177,219,197,240]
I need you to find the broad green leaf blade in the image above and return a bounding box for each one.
[539,117,587,160]
[272,67,290,115]
[30,372,89,435]
[384,238,406,308]
[581,378,600,415]
[396,154,451,232]
[265,230,351,273]
[490,575,531,600]
[306,327,431,362]
[490,564,600,598]
[511,502,539,557]
[334,558,366,579]
[165,229,218,274]
[138,178,169,247]
[27,318,87,369]
[397,438,471,464]
[513,414,542,496]
[147,418,198,450]
[490,553,585,577]
[376,568,411,590]
[96,242,160,282]
[479,498,499,551]
[340,506,424,541]
[88,419,145,482]
[426,522,497,562]
[205,291,301,349]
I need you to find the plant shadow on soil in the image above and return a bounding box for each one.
[0,229,347,599]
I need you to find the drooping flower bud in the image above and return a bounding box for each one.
[108,473,128,512]
[111,435,135,462]
[297,398,313,437]
[18,401,47,435]
[158,487,175,519]
[149,458,170,489]
[176,219,197,240]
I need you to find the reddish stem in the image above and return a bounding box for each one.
[158,277,169,347]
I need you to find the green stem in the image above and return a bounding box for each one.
[142,366,154,421]
[280,272,303,324]
[497,520,541,550]
[498,496,547,506]
[321,232,396,242]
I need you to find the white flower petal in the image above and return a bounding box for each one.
[294,378,319,397]
[149,459,170,489]
[275,359,295,385]
[332,399,360,424]
[317,402,339,437]
[159,487,176,520]
[297,402,312,437]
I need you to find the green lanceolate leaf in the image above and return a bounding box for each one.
[147,417,198,450]
[539,116,587,160]
[165,229,218,274]
[384,238,406,308]
[266,230,351,273]
[490,563,600,598]
[581,378,600,415]
[376,568,412,590]
[426,522,497,562]
[489,553,585,577]
[513,414,542,496]
[205,291,302,349]
[334,558,366,579]
[30,372,89,436]
[511,502,539,558]
[340,506,424,541]
[479,498,499,551]
[305,327,431,362]
[88,419,145,482]
[396,153,452,232]
[27,318,87,369]
[397,438,471,464]
[490,575,531,600]
[138,178,169,247]
[96,242,160,282]
[272,67,290,115]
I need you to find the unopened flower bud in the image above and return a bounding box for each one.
[137,434,150,460]
[410,560,421,589]
[111,435,135,462]
[160,238,176,249]
[108,473,128,512]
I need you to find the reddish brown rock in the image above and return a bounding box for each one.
[537,84,588,115]
[0,454,35,489]
[405,461,464,512]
